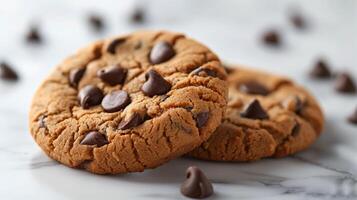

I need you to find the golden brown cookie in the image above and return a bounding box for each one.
[29,31,228,174]
[188,65,324,161]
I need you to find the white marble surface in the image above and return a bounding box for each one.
[0,0,356,199]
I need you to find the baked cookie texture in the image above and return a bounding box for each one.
[188,65,324,161]
[29,31,228,174]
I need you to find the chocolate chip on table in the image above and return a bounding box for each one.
[69,68,86,88]
[88,14,105,32]
[130,8,145,24]
[240,99,269,120]
[180,166,214,199]
[191,67,217,77]
[78,85,104,109]
[101,90,131,113]
[196,112,209,128]
[149,41,175,64]
[97,65,127,86]
[141,69,171,97]
[107,38,126,54]
[80,131,108,147]
[348,107,357,125]
[290,13,306,29]
[0,62,19,81]
[25,25,42,44]
[309,59,332,79]
[239,81,270,96]
[335,73,356,94]
[262,30,281,46]
[118,113,144,130]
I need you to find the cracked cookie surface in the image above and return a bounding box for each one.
[29,31,228,174]
[188,65,324,161]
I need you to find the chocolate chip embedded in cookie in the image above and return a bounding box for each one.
[29,31,228,174]
[188,65,324,161]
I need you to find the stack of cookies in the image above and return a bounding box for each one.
[29,31,323,176]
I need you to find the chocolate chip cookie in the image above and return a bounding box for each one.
[188,65,324,161]
[29,31,228,174]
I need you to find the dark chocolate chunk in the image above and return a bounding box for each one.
[180,166,214,199]
[191,67,217,77]
[101,90,131,113]
[239,81,270,96]
[348,107,357,125]
[88,14,104,32]
[291,123,301,136]
[0,62,19,81]
[107,38,126,54]
[335,73,356,94]
[141,69,171,97]
[130,8,145,24]
[80,131,108,147]
[118,113,144,130]
[78,85,104,109]
[149,41,175,64]
[240,99,269,120]
[262,30,281,46]
[97,65,127,86]
[69,68,85,88]
[310,59,332,78]
[196,112,209,128]
[25,25,42,44]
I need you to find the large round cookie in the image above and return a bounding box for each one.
[188,65,324,161]
[29,31,228,174]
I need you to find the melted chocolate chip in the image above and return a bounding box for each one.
[240,99,269,120]
[191,67,217,77]
[149,41,175,64]
[118,113,144,130]
[310,59,332,78]
[335,73,356,94]
[25,25,42,44]
[101,90,131,113]
[80,131,108,147]
[348,107,357,125]
[69,68,85,88]
[97,65,127,86]
[239,81,270,96]
[291,123,301,136]
[78,85,104,109]
[0,62,19,81]
[180,166,214,199]
[107,38,126,54]
[262,30,281,46]
[141,70,171,97]
[196,112,209,128]
[88,14,104,32]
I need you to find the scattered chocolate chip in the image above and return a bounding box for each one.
[239,81,270,96]
[130,8,145,24]
[69,68,85,88]
[291,123,301,136]
[88,14,104,32]
[262,30,281,46]
[118,113,144,130]
[290,13,306,29]
[180,166,214,199]
[240,99,269,120]
[78,85,104,109]
[38,115,46,128]
[97,65,127,86]
[310,59,332,78]
[335,73,356,94]
[25,25,42,44]
[196,112,209,128]
[0,62,19,81]
[101,90,131,113]
[191,67,217,77]
[141,69,171,97]
[348,107,357,125]
[80,131,108,147]
[149,41,175,64]
[107,38,126,54]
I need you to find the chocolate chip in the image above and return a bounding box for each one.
[101,90,131,113]
[0,62,19,81]
[283,96,304,114]
[130,8,145,24]
[291,123,301,136]
[191,67,217,77]
[180,166,213,199]
[196,112,209,128]
[310,59,332,78]
[335,73,356,94]
[239,81,270,96]
[97,65,127,86]
[118,113,144,130]
[262,30,281,46]
[107,38,126,54]
[141,69,171,97]
[25,25,42,44]
[348,107,357,125]
[240,99,269,120]
[88,14,104,32]
[149,41,175,64]
[80,131,108,147]
[69,68,85,88]
[290,14,306,29]
[78,85,104,109]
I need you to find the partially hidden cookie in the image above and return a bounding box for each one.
[188,65,324,161]
[29,31,228,174]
